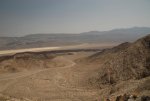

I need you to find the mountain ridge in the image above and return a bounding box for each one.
[0,27,150,50]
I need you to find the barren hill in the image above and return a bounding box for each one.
[0,51,76,73]
[86,34,150,83]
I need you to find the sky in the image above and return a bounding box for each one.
[0,0,150,37]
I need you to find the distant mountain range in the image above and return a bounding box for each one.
[0,27,150,50]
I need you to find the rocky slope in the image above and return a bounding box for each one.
[87,34,150,86]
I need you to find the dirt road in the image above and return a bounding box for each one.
[0,56,75,91]
[0,53,99,101]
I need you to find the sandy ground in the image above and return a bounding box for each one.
[0,43,119,101]
[0,51,101,101]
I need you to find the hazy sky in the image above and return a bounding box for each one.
[0,0,150,36]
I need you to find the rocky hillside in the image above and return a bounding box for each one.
[88,34,150,85]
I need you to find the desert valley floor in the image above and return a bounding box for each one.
[0,35,149,101]
[0,50,105,101]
